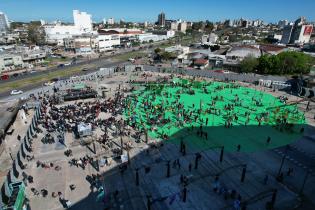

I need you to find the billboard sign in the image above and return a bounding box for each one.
[304,25,313,36]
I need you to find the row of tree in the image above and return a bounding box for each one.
[240,51,314,75]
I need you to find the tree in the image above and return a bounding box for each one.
[160,51,176,60]
[154,48,162,54]
[192,21,204,31]
[204,21,214,33]
[255,51,313,75]
[240,55,259,73]
[27,22,45,45]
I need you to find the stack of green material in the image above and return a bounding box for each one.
[124,79,306,152]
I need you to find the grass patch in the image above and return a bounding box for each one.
[113,51,148,61]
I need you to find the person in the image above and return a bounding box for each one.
[188,163,192,172]
[266,136,271,144]
[70,184,76,191]
[237,144,241,152]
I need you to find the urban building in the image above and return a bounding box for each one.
[44,24,82,45]
[44,10,95,45]
[137,33,167,43]
[201,33,219,45]
[281,17,313,45]
[152,30,175,38]
[0,53,24,73]
[107,18,115,25]
[98,28,143,38]
[73,36,93,55]
[0,12,10,33]
[73,10,93,32]
[158,12,166,27]
[178,22,187,33]
[96,35,120,52]
[225,45,261,62]
[278,20,288,28]
[170,22,178,31]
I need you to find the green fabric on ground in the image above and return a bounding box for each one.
[124,79,306,152]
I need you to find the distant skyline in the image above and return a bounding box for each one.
[1,0,315,23]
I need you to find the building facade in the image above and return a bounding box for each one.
[73,10,92,32]
[0,12,9,33]
[96,35,120,52]
[44,10,94,45]
[281,17,313,45]
[107,18,115,25]
[0,53,24,73]
[158,12,166,27]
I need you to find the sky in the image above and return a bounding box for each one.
[1,0,315,23]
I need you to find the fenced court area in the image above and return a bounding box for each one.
[124,78,306,152]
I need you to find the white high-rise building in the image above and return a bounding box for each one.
[73,10,92,32]
[0,12,10,33]
[107,18,115,25]
[44,10,94,45]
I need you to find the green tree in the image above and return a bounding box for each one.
[160,51,176,60]
[240,55,259,73]
[256,51,312,75]
[204,21,214,33]
[154,48,162,54]
[27,22,45,45]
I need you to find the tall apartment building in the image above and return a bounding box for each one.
[158,12,166,27]
[281,17,313,45]
[0,12,10,33]
[73,10,92,32]
[107,18,115,25]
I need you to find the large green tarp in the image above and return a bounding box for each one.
[124,79,306,152]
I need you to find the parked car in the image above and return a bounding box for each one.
[82,67,89,71]
[44,81,55,86]
[58,64,65,68]
[11,90,23,95]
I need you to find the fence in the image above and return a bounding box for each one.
[0,102,43,208]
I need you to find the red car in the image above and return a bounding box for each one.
[1,74,9,80]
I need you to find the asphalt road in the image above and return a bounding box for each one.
[0,59,128,99]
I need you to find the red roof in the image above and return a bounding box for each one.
[194,59,208,65]
[260,44,286,53]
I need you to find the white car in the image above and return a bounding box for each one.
[44,81,55,86]
[11,90,23,95]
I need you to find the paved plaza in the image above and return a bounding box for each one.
[1,67,315,210]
